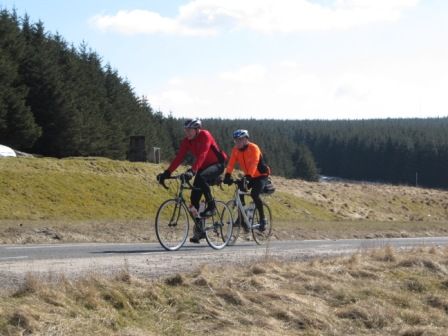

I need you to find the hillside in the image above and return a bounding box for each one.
[274,176,448,222]
[2,9,448,189]
[0,157,448,244]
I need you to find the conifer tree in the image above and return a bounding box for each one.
[292,143,319,181]
[0,10,41,149]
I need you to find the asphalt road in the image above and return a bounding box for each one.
[1,237,448,290]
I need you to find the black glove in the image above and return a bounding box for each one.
[245,175,255,189]
[223,173,233,185]
[157,170,170,184]
[237,178,248,192]
[183,168,195,181]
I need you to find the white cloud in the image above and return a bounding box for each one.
[219,64,267,83]
[148,59,448,120]
[167,77,185,86]
[279,60,301,69]
[90,0,419,36]
[153,87,211,113]
[90,9,216,36]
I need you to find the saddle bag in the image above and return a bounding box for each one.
[263,177,276,195]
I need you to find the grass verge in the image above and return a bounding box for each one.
[1,246,448,335]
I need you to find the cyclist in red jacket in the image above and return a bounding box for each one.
[157,119,227,243]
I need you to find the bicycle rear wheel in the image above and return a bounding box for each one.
[155,199,189,251]
[204,200,233,250]
[251,201,273,245]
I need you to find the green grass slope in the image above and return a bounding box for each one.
[0,157,163,220]
[1,157,448,243]
[0,157,322,221]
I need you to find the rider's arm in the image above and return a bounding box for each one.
[225,147,238,174]
[167,138,189,173]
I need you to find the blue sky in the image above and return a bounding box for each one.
[1,0,448,120]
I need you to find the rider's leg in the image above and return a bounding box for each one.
[189,185,204,243]
[189,164,223,242]
[236,194,250,232]
[190,186,202,211]
[250,177,268,230]
[195,163,224,217]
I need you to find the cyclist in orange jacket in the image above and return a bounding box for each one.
[223,129,270,231]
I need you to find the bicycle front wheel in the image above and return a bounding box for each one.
[204,200,233,250]
[155,199,189,251]
[225,199,241,246]
[251,201,273,245]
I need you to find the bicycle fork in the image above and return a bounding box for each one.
[168,199,183,227]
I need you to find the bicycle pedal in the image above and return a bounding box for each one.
[200,210,216,217]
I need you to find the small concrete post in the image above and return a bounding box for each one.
[153,147,161,164]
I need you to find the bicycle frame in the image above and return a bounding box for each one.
[231,180,261,230]
[163,175,197,224]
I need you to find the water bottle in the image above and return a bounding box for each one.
[245,203,255,221]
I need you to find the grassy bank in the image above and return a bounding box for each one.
[1,157,448,243]
[0,157,163,220]
[1,157,319,221]
[1,247,448,335]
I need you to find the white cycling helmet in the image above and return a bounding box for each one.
[183,118,202,129]
[232,129,249,139]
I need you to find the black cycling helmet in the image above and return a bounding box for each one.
[233,129,249,139]
[184,118,202,129]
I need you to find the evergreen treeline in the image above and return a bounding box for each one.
[1,10,448,188]
[203,118,448,188]
[0,9,175,159]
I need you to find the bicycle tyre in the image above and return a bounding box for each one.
[251,201,273,245]
[204,200,233,250]
[155,199,189,251]
[225,199,241,245]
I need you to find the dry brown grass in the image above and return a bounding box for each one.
[1,247,448,335]
[273,176,448,222]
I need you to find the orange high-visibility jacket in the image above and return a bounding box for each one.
[225,142,267,178]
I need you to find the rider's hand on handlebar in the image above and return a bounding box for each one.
[183,168,195,181]
[157,170,170,184]
[223,173,233,185]
[236,178,248,191]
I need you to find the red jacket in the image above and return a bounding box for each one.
[167,130,227,173]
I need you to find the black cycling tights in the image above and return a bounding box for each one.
[240,176,268,220]
[191,163,224,210]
